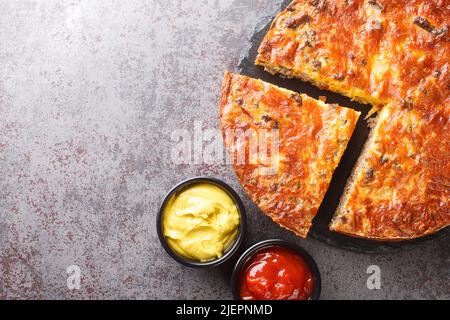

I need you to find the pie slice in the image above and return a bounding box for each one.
[220,72,360,237]
[331,98,450,240]
[256,0,449,111]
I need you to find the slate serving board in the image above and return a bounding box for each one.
[236,0,449,253]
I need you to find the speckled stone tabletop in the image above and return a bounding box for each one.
[0,0,448,300]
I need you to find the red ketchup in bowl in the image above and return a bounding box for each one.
[239,246,314,300]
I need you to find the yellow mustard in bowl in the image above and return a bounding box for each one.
[162,183,240,262]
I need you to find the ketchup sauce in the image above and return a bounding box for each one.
[239,246,314,300]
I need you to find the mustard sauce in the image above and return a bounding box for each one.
[163,183,240,262]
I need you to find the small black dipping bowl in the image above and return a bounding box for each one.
[231,239,321,300]
[157,177,246,268]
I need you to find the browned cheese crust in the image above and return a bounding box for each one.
[220,72,360,237]
[256,0,449,240]
[331,102,449,240]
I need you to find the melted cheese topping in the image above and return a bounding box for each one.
[257,0,450,239]
[220,72,360,237]
[256,0,448,109]
[331,103,449,239]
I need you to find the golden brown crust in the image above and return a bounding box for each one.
[331,103,450,240]
[256,0,449,109]
[220,72,360,237]
[256,0,450,240]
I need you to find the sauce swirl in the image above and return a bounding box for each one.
[163,183,240,262]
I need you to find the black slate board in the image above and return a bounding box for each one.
[236,0,449,253]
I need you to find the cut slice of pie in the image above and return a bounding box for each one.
[220,72,360,237]
[330,100,450,240]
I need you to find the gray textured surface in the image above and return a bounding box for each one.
[0,0,448,300]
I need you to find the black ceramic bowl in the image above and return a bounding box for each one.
[231,239,322,300]
[157,177,246,268]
